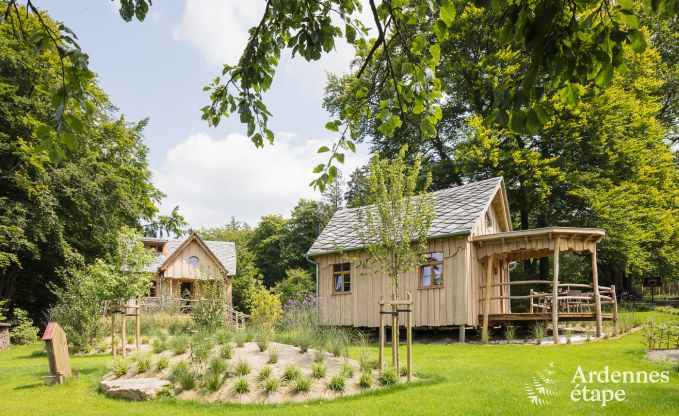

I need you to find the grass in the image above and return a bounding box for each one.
[328,373,347,392]
[311,362,326,379]
[1,310,678,415]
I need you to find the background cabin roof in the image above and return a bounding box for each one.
[307,177,507,256]
[142,235,237,275]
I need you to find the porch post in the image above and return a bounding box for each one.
[611,284,619,335]
[552,238,560,344]
[592,247,603,337]
[482,256,493,343]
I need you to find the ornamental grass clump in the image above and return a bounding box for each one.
[258,365,273,381]
[132,351,152,373]
[219,343,234,360]
[378,367,398,386]
[203,370,224,393]
[234,331,247,347]
[282,363,302,381]
[311,362,326,379]
[328,373,346,392]
[178,368,197,390]
[358,371,373,388]
[295,376,312,392]
[155,355,170,371]
[530,322,546,345]
[256,332,270,352]
[267,347,279,364]
[261,377,280,395]
[233,378,250,394]
[152,338,166,354]
[215,328,233,344]
[191,337,214,364]
[340,363,355,378]
[207,356,228,375]
[171,335,190,354]
[110,357,131,377]
[504,325,516,344]
[234,359,251,376]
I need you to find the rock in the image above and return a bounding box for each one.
[100,378,172,401]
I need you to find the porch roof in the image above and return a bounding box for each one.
[472,227,605,261]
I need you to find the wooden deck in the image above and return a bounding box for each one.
[481,312,615,323]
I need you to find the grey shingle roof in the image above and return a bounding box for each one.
[307,177,504,256]
[142,237,237,275]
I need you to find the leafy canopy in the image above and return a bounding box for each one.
[355,145,435,297]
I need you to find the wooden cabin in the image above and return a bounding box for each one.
[307,177,617,342]
[141,232,236,305]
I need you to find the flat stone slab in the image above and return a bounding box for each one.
[100,378,171,401]
[646,349,679,363]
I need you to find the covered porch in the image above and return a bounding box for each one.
[473,227,618,344]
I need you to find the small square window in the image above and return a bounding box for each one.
[333,263,351,293]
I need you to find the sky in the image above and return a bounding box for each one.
[40,0,371,227]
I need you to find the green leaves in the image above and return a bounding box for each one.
[440,0,456,27]
[595,63,614,87]
[628,29,647,53]
[118,0,151,22]
[559,83,586,106]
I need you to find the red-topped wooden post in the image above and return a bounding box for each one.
[42,322,72,384]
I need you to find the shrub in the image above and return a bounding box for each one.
[294,376,312,392]
[247,284,283,328]
[219,343,234,360]
[378,367,398,385]
[9,308,38,345]
[133,351,152,373]
[155,355,170,371]
[358,372,373,388]
[282,363,302,381]
[504,325,516,344]
[328,373,346,392]
[258,365,273,381]
[234,359,251,376]
[152,338,166,354]
[110,357,131,377]
[171,335,190,354]
[261,377,280,395]
[311,362,327,379]
[530,322,546,345]
[47,266,104,353]
[193,273,228,331]
[340,363,355,378]
[233,378,250,394]
[207,356,228,375]
[267,347,279,364]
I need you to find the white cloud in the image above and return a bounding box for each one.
[153,132,368,228]
[172,0,266,68]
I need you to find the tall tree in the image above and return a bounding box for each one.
[0,10,161,316]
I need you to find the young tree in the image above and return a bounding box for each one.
[345,165,371,208]
[322,170,346,213]
[274,268,315,306]
[356,145,435,301]
[91,227,153,303]
[144,206,188,238]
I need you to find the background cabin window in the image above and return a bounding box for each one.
[188,256,199,266]
[420,252,443,288]
[333,263,351,293]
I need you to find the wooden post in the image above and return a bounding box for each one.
[42,322,73,384]
[121,301,127,358]
[406,292,412,382]
[611,284,619,335]
[391,292,398,374]
[111,308,116,358]
[592,248,602,338]
[378,295,385,371]
[135,303,141,351]
[552,238,560,344]
[482,256,493,343]
[459,325,465,343]
[529,289,534,314]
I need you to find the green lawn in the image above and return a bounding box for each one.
[1,311,677,416]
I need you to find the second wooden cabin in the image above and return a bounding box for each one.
[307,177,614,337]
